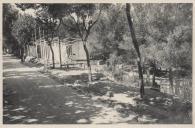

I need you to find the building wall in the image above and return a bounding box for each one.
[71,41,86,61]
[27,38,87,65]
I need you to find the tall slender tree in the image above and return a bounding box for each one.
[35,5,61,69]
[126,3,144,98]
[46,4,105,82]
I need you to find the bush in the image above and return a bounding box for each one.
[113,70,124,81]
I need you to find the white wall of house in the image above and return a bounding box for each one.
[71,41,86,61]
[27,37,87,65]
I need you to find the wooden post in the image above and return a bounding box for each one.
[34,27,38,58]
[59,37,62,68]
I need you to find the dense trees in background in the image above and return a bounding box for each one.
[15,4,61,68]
[131,4,192,90]
[3,4,18,55]
[3,3,192,98]
[12,14,36,62]
[91,3,192,90]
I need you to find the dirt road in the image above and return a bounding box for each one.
[3,55,106,124]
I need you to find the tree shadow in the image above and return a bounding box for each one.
[3,59,192,124]
[3,70,105,124]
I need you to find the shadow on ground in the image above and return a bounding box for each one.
[3,56,192,124]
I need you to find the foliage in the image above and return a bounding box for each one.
[133,3,192,73]
[3,4,18,49]
[90,4,136,62]
[12,14,36,46]
[4,3,192,78]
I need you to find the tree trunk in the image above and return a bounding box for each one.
[19,46,22,58]
[21,46,24,62]
[126,3,144,98]
[49,42,55,69]
[35,44,38,58]
[152,63,156,87]
[58,37,62,69]
[24,44,27,59]
[28,45,30,56]
[169,67,174,94]
[83,41,92,82]
[21,44,26,62]
[146,68,150,86]
[26,44,29,56]
[34,27,38,58]
[44,45,49,72]
[152,72,156,87]
[138,61,144,97]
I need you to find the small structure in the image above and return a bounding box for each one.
[27,37,87,68]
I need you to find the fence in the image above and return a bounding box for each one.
[160,78,192,102]
[95,64,192,102]
[27,39,192,102]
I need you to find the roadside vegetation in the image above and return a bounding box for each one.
[3,3,192,124]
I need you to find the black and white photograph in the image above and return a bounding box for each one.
[2,2,193,124]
